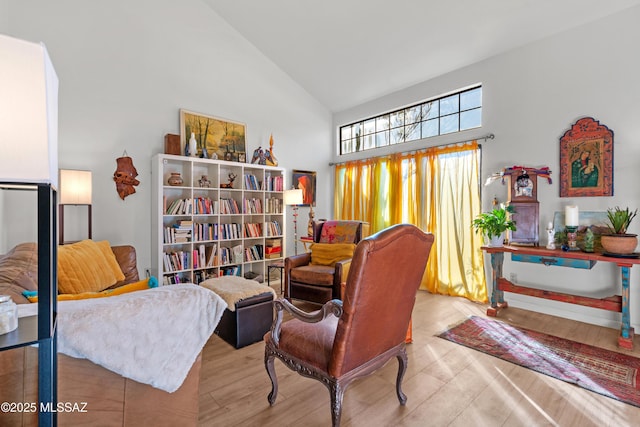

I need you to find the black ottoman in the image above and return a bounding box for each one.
[215,291,274,349]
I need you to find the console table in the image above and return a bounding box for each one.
[482,245,640,349]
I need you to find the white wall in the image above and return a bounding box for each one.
[2,0,332,267]
[333,6,640,331]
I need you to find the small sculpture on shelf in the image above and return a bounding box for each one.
[546,222,556,250]
[220,172,237,189]
[188,132,198,157]
[251,146,266,165]
[584,228,595,253]
[307,206,315,237]
[265,134,278,166]
[198,175,211,188]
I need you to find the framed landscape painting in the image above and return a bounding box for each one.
[559,117,613,197]
[180,109,246,162]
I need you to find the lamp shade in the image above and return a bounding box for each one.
[0,34,58,187]
[284,188,303,206]
[59,169,92,205]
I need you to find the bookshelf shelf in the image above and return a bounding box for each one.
[152,154,286,285]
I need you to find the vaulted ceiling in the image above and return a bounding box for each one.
[204,0,640,112]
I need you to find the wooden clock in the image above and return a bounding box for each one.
[507,169,539,245]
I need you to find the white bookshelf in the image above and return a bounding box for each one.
[152,154,286,285]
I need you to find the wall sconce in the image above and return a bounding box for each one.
[59,169,92,245]
[284,188,303,255]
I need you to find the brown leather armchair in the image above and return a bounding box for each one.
[284,220,368,305]
[265,224,435,426]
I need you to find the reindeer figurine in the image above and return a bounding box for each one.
[220,172,237,189]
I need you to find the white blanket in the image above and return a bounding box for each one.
[18,284,227,393]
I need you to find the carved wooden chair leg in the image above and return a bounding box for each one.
[329,381,345,427]
[395,348,408,404]
[264,349,279,405]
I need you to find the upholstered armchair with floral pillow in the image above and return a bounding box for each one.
[284,220,369,305]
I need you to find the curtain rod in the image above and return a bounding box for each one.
[329,133,495,166]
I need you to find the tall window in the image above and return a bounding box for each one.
[340,86,482,155]
[334,142,487,302]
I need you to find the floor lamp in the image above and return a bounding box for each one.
[59,169,92,245]
[0,32,60,426]
[284,188,303,255]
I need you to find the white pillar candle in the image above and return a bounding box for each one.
[565,205,579,226]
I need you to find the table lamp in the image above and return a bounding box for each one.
[59,169,92,244]
[284,188,303,255]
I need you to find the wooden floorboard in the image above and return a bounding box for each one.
[198,290,640,426]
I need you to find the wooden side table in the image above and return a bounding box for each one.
[482,245,640,349]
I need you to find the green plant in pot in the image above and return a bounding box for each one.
[472,204,516,246]
[601,206,638,254]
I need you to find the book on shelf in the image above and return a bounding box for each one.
[244,174,260,191]
[206,244,218,267]
[265,238,282,259]
[232,244,243,264]
[265,197,282,214]
[266,220,282,236]
[198,244,206,268]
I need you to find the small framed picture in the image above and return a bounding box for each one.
[238,153,246,163]
[292,170,316,207]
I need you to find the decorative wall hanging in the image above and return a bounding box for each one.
[292,170,316,207]
[559,117,613,197]
[113,152,140,200]
[180,109,246,162]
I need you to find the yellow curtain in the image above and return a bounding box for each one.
[334,141,487,303]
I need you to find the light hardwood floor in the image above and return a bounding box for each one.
[198,290,640,426]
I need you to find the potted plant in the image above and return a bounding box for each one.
[472,204,516,246]
[601,206,638,254]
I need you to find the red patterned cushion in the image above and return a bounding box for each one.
[319,221,360,244]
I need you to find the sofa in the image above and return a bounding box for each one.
[0,242,204,426]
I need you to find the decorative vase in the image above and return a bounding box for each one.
[189,132,198,157]
[167,172,183,186]
[488,233,504,247]
[600,234,638,255]
[198,175,211,188]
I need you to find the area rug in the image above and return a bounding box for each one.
[437,316,640,408]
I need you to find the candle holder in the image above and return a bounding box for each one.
[566,225,579,251]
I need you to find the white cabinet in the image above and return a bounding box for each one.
[152,154,285,285]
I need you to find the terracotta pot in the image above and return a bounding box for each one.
[600,234,638,255]
[167,172,183,186]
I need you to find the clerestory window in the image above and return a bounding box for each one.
[339,85,482,155]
